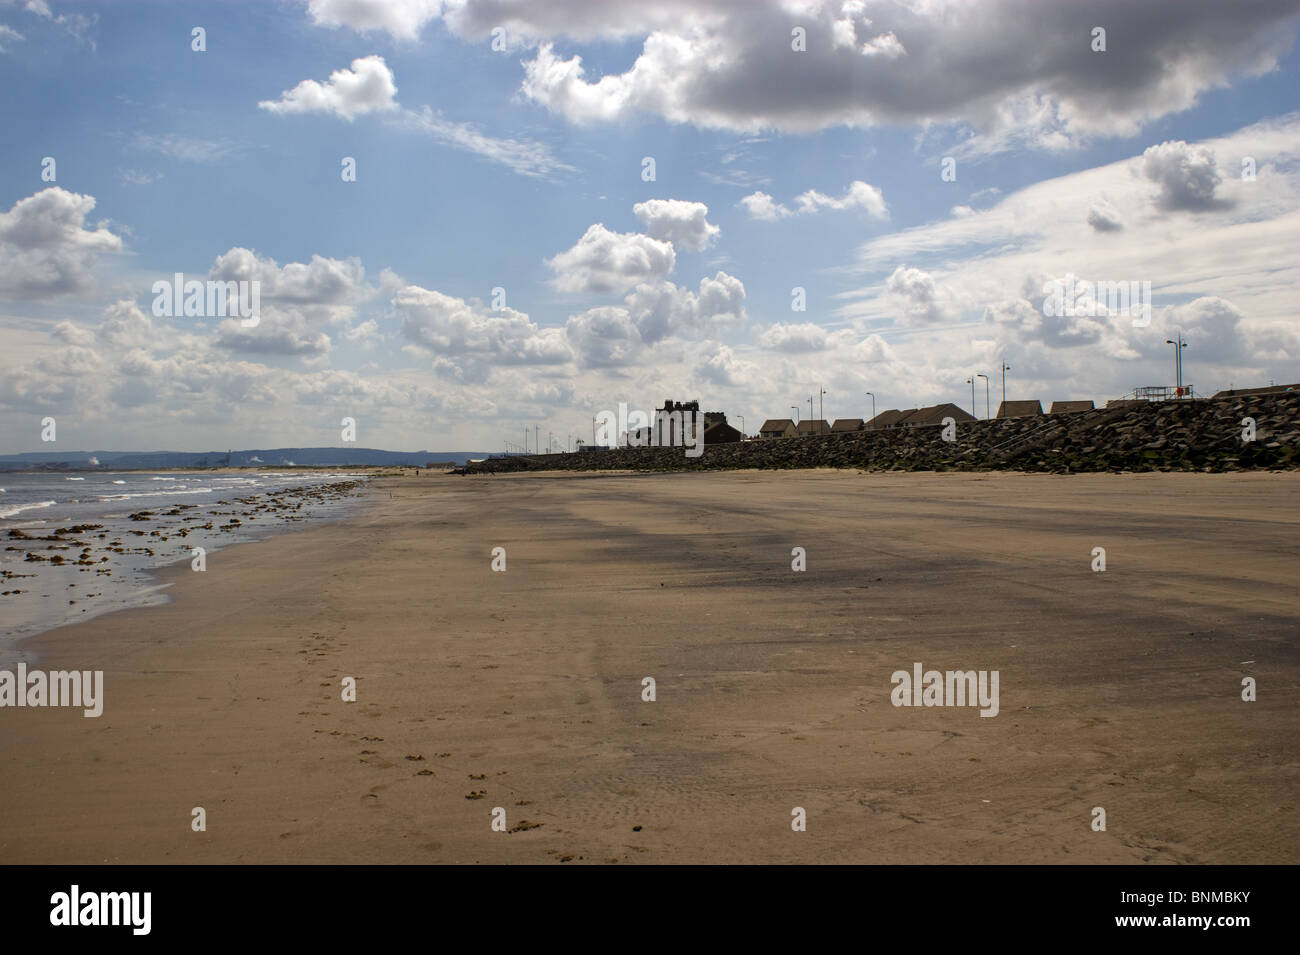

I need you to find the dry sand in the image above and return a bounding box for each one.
[1,469,1296,864]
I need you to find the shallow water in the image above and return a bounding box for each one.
[0,470,370,663]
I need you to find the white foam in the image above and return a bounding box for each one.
[98,487,215,501]
[0,500,57,519]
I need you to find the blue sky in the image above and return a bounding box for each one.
[2,0,1299,452]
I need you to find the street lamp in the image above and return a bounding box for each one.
[966,377,975,418]
[977,373,989,419]
[1165,335,1187,395]
[865,391,875,428]
[819,388,827,434]
[807,396,814,431]
[1000,362,1010,414]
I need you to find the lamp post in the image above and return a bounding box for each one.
[819,388,827,434]
[738,415,745,438]
[1165,335,1187,395]
[523,426,528,454]
[1000,362,1010,413]
[807,396,814,432]
[977,373,989,419]
[966,377,975,418]
[865,391,875,428]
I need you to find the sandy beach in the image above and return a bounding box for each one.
[1,469,1296,864]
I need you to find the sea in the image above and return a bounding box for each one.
[0,470,370,662]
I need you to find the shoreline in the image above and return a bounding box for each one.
[1,474,374,665]
[2,469,1296,864]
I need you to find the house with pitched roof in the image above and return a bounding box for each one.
[796,419,831,436]
[758,418,797,439]
[1050,400,1094,414]
[996,400,1044,418]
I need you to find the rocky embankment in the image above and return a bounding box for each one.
[463,392,1300,475]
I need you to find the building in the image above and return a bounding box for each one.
[902,403,976,427]
[758,418,797,439]
[1049,400,1094,414]
[796,419,831,436]
[831,418,864,433]
[869,405,974,429]
[703,419,742,443]
[996,400,1044,418]
[866,409,908,429]
[653,398,702,447]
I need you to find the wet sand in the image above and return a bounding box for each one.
[1,469,1296,864]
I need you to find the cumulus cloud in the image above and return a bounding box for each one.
[259,55,398,120]
[885,266,946,326]
[547,224,676,294]
[632,199,720,251]
[623,272,746,344]
[396,285,572,383]
[758,321,828,352]
[1141,140,1225,211]
[480,0,1300,151]
[97,298,153,348]
[563,270,747,368]
[0,24,23,51]
[0,188,123,299]
[209,247,368,313]
[305,0,441,41]
[214,307,332,357]
[1087,200,1124,232]
[739,180,887,220]
[695,342,758,387]
[51,320,94,346]
[563,305,644,369]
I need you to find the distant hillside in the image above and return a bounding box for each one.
[0,448,490,471]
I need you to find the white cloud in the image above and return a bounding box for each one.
[0,24,22,51]
[259,55,398,121]
[0,188,123,299]
[97,298,153,348]
[547,224,675,294]
[305,0,441,41]
[758,322,828,352]
[885,266,946,326]
[492,0,1299,151]
[737,191,787,222]
[632,199,719,251]
[396,285,572,383]
[129,132,244,164]
[1141,140,1225,211]
[739,180,887,220]
[394,105,575,179]
[214,307,333,357]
